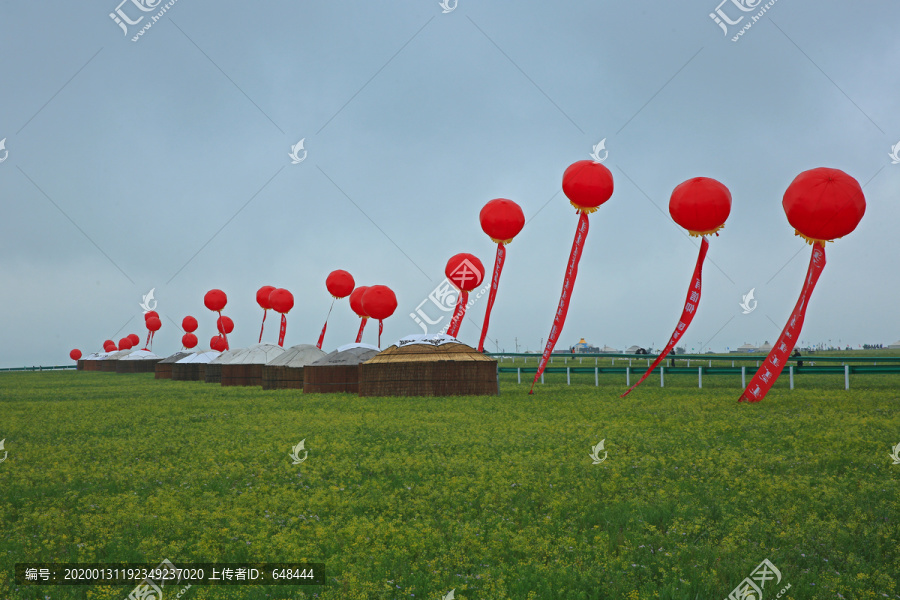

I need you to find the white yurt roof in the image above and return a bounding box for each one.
[336,342,380,353]
[106,350,134,360]
[737,343,757,351]
[599,345,620,353]
[176,350,221,364]
[758,342,773,352]
[265,344,325,367]
[120,350,162,360]
[228,343,285,365]
[395,333,461,347]
[625,345,642,353]
[311,344,379,367]
[159,351,196,364]
[82,352,109,360]
[888,340,900,349]
[208,348,244,365]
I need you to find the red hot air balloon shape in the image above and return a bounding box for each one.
[127,333,140,348]
[478,199,525,352]
[217,315,235,336]
[103,339,116,352]
[255,285,275,343]
[118,337,132,351]
[362,285,397,348]
[182,316,198,333]
[182,333,198,349]
[318,270,355,349]
[349,286,370,343]
[210,335,227,352]
[622,177,731,397]
[531,160,614,394]
[145,316,161,351]
[204,289,229,350]
[445,253,485,338]
[268,288,294,347]
[740,167,865,403]
[70,349,82,361]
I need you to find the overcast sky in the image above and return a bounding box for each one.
[1,0,898,367]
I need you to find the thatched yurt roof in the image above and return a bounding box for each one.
[155,351,196,379]
[303,343,380,394]
[116,350,163,373]
[262,344,327,390]
[222,344,286,387]
[359,334,497,397]
[172,350,221,381]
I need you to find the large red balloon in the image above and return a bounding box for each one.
[210,335,227,352]
[783,167,866,243]
[217,315,234,334]
[445,253,485,292]
[70,349,82,361]
[182,333,198,349]
[128,333,140,347]
[480,198,525,244]
[182,316,198,333]
[103,339,116,352]
[349,286,370,317]
[326,270,355,299]
[256,285,276,309]
[362,285,398,320]
[669,177,732,236]
[269,288,294,314]
[562,160,614,213]
[146,316,162,332]
[143,310,159,322]
[204,289,227,312]
[118,337,133,351]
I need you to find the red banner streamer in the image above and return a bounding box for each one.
[258,309,268,343]
[378,319,384,348]
[355,318,368,343]
[447,291,469,338]
[621,237,709,397]
[530,211,590,394]
[277,314,287,347]
[478,243,506,352]
[740,242,826,402]
[317,299,335,350]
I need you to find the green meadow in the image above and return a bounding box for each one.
[1,369,898,600]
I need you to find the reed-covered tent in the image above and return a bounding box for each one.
[116,349,163,373]
[303,343,379,394]
[358,334,498,397]
[172,350,221,381]
[221,343,286,387]
[99,349,134,372]
[205,348,245,384]
[261,344,326,390]
[155,351,195,379]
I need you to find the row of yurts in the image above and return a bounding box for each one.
[75,334,499,397]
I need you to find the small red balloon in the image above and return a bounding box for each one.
[783,167,866,243]
[143,310,159,322]
[182,316,198,333]
[269,288,294,314]
[128,333,140,347]
[210,335,227,352]
[669,177,732,236]
[70,349,82,361]
[326,270,355,299]
[445,253,485,292]
[204,289,227,312]
[103,339,116,351]
[146,316,162,332]
[182,333,198,349]
[349,286,370,317]
[256,285,276,309]
[217,315,234,334]
[118,337,132,351]
[562,160,614,213]
[480,198,525,244]
[362,285,398,320]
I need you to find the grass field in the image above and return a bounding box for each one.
[1,369,898,600]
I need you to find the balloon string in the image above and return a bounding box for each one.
[317,299,336,350]
[478,243,506,352]
[355,317,368,343]
[447,291,469,338]
[258,309,268,343]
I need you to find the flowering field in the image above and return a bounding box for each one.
[1,371,898,600]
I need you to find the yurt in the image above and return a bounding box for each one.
[262,344,327,390]
[78,351,108,371]
[736,343,757,353]
[758,341,774,353]
[889,340,900,350]
[172,350,220,381]
[221,343,286,387]
[99,349,134,372]
[204,348,245,384]
[599,345,621,353]
[358,334,498,397]
[302,343,379,394]
[116,350,163,373]
[155,351,195,379]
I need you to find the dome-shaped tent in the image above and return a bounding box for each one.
[205,348,246,384]
[172,350,221,381]
[155,351,196,379]
[358,334,498,397]
[78,351,109,371]
[222,343,286,387]
[100,349,134,372]
[261,344,327,390]
[303,343,379,394]
[116,349,163,373]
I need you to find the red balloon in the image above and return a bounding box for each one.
[143,310,159,322]
[269,288,294,314]
[349,286,370,317]
[210,335,227,352]
[669,177,732,236]
[562,160,614,213]
[69,349,82,361]
[128,333,140,347]
[480,198,525,244]
[118,337,132,351]
[445,253,485,292]
[217,315,235,334]
[256,285,276,310]
[182,316,198,333]
[146,316,162,332]
[204,289,227,312]
[326,270,355,299]
[783,167,866,243]
[182,333,198,349]
[103,339,116,351]
[362,285,398,320]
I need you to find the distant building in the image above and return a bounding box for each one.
[598,345,621,353]
[735,343,757,353]
[570,338,600,353]
[889,340,900,350]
